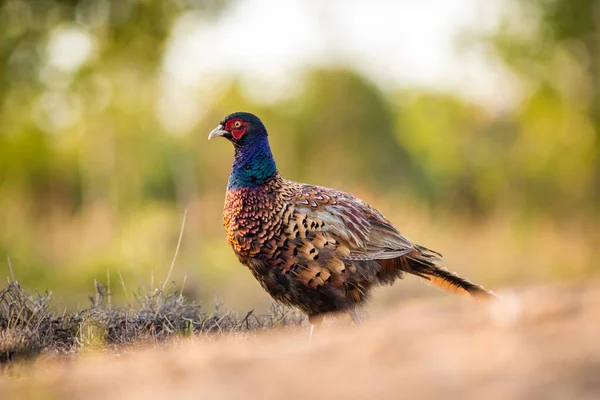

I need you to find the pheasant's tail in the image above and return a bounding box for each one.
[414,263,496,299]
[397,245,496,299]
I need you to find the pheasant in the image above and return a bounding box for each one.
[209,112,494,329]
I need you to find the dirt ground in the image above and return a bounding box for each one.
[1,280,599,400]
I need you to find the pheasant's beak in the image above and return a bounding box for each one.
[208,124,228,140]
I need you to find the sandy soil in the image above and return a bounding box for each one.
[1,281,599,400]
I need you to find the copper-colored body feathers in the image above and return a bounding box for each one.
[224,173,494,321]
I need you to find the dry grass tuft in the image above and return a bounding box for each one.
[0,283,77,363]
[0,281,304,364]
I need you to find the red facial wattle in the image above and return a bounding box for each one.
[225,118,249,140]
[231,128,246,140]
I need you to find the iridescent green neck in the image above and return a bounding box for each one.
[228,135,277,189]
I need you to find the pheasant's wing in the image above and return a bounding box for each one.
[251,181,419,310]
[288,183,415,261]
[256,182,414,304]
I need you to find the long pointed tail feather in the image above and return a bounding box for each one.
[416,263,495,299]
[383,245,496,299]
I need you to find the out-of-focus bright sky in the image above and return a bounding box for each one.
[47,0,516,133]
[162,0,515,120]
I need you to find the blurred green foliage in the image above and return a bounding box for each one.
[488,0,600,211]
[0,0,597,308]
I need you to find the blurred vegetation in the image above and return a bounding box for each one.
[0,0,597,310]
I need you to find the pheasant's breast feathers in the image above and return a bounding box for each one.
[223,180,282,258]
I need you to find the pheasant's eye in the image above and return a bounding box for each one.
[233,121,242,129]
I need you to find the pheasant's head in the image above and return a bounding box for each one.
[209,112,276,188]
[208,112,267,145]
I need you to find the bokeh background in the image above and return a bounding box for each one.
[0,0,598,311]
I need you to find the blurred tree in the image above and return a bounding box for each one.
[395,90,517,215]
[0,0,228,215]
[488,0,600,209]
[0,0,230,298]
[291,69,416,190]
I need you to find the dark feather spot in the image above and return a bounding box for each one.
[293,248,299,256]
[315,272,321,277]
[309,248,316,254]
[313,254,319,260]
